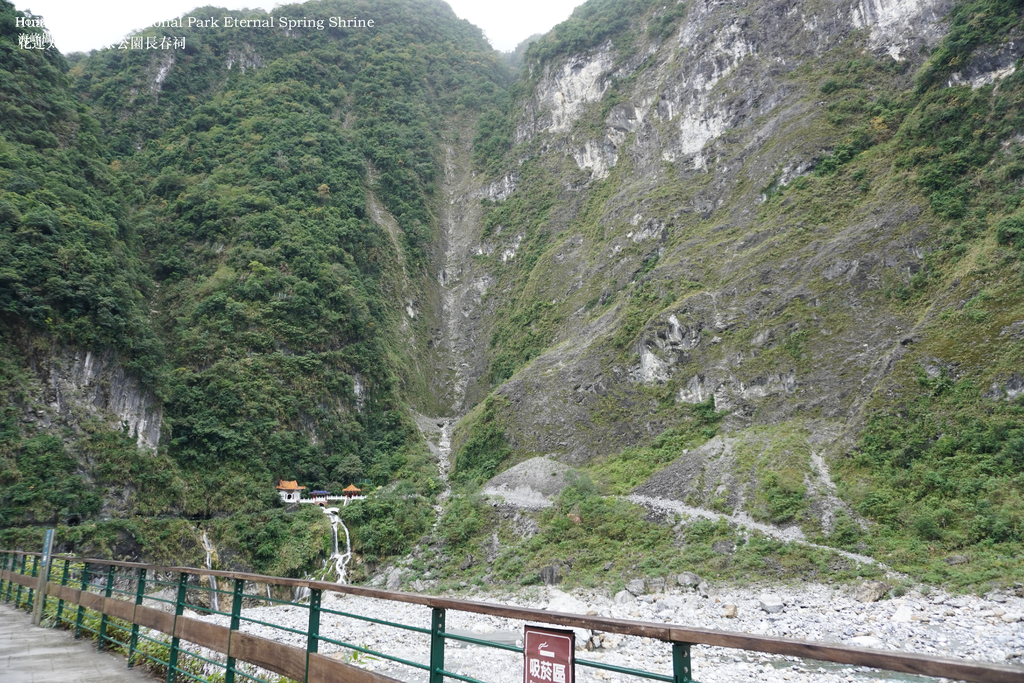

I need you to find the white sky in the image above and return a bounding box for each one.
[13,0,584,54]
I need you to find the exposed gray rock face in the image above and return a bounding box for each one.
[712,540,736,555]
[851,0,954,58]
[28,345,162,451]
[223,45,264,74]
[984,374,1024,402]
[515,0,954,181]
[539,565,562,585]
[481,456,572,508]
[482,173,519,202]
[946,37,1023,88]
[425,129,503,414]
[630,435,739,509]
[428,0,1014,542]
[516,46,618,143]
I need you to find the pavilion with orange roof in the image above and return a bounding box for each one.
[275,480,305,504]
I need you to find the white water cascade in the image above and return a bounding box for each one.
[322,506,353,584]
[200,531,219,613]
[293,505,354,602]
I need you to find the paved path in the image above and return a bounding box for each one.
[0,601,159,683]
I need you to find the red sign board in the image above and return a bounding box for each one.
[524,626,575,683]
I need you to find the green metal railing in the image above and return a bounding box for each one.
[2,550,1023,683]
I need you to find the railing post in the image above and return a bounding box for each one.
[5,553,13,602]
[3,552,12,601]
[32,529,55,625]
[430,607,445,683]
[7,552,17,603]
[14,554,27,608]
[4,552,12,600]
[224,578,244,683]
[26,555,38,611]
[128,568,146,668]
[97,564,116,651]
[56,558,71,624]
[305,588,321,683]
[0,553,8,600]
[672,642,693,683]
[74,563,89,639]
[167,572,188,683]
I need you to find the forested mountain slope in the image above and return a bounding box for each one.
[0,0,507,573]
[1,0,1022,589]
[1,1,173,544]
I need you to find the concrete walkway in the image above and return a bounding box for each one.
[0,601,160,683]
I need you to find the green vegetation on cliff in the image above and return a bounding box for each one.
[459,0,1024,590]
[2,0,1024,593]
[0,0,506,574]
[0,5,161,380]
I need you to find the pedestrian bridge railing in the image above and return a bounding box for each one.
[1,549,1022,683]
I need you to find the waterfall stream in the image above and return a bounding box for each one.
[293,505,354,602]
[322,506,353,584]
[200,531,219,613]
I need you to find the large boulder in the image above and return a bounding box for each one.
[711,540,736,555]
[614,590,635,604]
[545,590,591,649]
[890,603,914,623]
[546,589,587,615]
[677,572,703,589]
[758,594,784,614]
[539,565,562,586]
[853,581,890,603]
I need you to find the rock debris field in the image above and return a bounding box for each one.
[181,580,1024,683]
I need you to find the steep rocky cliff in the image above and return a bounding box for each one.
[438,0,1024,584]
[25,344,163,452]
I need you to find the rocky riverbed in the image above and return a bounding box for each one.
[184,580,1023,683]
